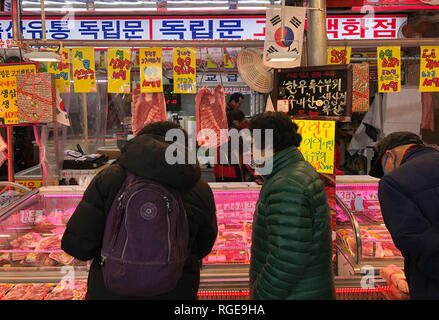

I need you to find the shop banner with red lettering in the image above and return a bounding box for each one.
[419,46,439,92]
[377,46,401,93]
[72,48,96,93]
[47,48,70,93]
[0,63,36,124]
[140,48,163,93]
[327,47,351,65]
[107,48,131,93]
[293,119,336,174]
[173,48,196,94]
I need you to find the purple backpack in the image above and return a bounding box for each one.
[100,170,189,296]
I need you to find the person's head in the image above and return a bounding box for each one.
[228,93,244,109]
[136,121,188,144]
[227,109,245,128]
[369,131,423,178]
[248,111,302,156]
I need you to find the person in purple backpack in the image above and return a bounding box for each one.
[61,121,218,300]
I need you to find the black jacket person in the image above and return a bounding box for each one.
[61,121,218,300]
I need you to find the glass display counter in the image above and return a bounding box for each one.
[335,175,404,276]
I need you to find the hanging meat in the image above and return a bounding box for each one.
[195,85,229,149]
[131,83,167,136]
[421,92,435,131]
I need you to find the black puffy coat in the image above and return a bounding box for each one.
[61,134,218,300]
[378,145,439,299]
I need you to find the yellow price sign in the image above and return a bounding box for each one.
[173,48,196,94]
[107,48,131,93]
[377,46,401,93]
[327,47,351,65]
[293,119,335,174]
[72,48,96,93]
[419,46,439,92]
[139,48,163,93]
[48,48,70,93]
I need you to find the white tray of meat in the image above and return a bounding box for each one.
[1,283,53,300]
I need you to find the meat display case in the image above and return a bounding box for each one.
[0,180,396,300]
[335,175,404,276]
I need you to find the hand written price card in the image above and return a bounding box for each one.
[0,63,36,124]
[140,48,163,93]
[327,47,351,65]
[48,48,70,93]
[72,48,96,93]
[174,48,196,94]
[108,48,131,93]
[293,119,335,174]
[377,46,401,93]
[273,65,352,122]
[419,46,439,92]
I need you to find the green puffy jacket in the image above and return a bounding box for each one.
[249,146,335,300]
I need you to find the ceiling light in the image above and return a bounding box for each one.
[266,51,300,62]
[24,51,61,62]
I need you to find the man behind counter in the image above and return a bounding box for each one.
[226,92,244,113]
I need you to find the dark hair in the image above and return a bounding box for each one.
[228,92,244,104]
[136,121,188,143]
[227,108,245,125]
[248,112,302,153]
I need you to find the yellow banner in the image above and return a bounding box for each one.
[419,46,439,92]
[377,46,401,93]
[72,48,96,93]
[173,48,196,94]
[293,119,335,174]
[0,63,36,125]
[48,48,70,93]
[327,47,351,65]
[139,48,163,93]
[107,48,131,94]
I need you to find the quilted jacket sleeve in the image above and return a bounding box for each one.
[252,178,313,299]
[379,176,439,281]
[61,164,125,261]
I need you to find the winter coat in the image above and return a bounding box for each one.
[378,145,439,300]
[61,134,218,300]
[249,146,335,300]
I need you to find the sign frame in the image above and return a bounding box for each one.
[273,64,353,122]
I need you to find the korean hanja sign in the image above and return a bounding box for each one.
[263,6,306,69]
[140,48,163,93]
[72,48,96,93]
[293,119,336,174]
[107,48,131,94]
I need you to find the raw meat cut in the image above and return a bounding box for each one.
[196,85,228,149]
[131,83,167,136]
[21,283,53,300]
[1,283,33,300]
[33,215,57,232]
[49,251,75,265]
[9,232,42,249]
[0,283,13,297]
[23,253,56,266]
[45,280,87,300]
[421,92,435,131]
[35,235,62,251]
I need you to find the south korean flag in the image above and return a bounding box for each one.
[263,6,306,68]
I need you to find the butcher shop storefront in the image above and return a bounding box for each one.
[0,0,438,303]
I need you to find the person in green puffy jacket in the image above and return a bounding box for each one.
[248,112,335,300]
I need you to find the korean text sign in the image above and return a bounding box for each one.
[273,65,352,121]
[293,119,335,174]
[173,48,196,94]
[140,48,163,93]
[0,63,36,124]
[72,48,96,93]
[327,47,351,65]
[107,48,131,93]
[377,46,401,93]
[419,46,439,92]
[48,48,70,93]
